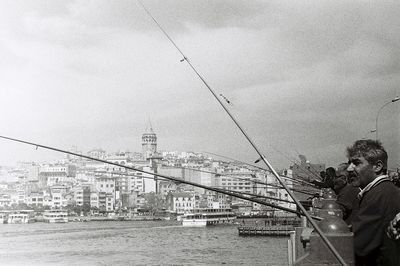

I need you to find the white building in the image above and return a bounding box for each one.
[50,185,68,208]
[216,171,254,194]
[95,176,115,195]
[168,192,195,214]
[106,194,114,211]
[90,192,99,209]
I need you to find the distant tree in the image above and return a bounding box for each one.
[144,192,166,215]
[82,203,90,214]
[15,203,31,210]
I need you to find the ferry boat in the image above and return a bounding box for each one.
[0,211,9,224]
[7,210,35,224]
[181,208,236,227]
[43,209,69,223]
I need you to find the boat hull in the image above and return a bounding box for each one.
[182,219,207,227]
[45,218,69,223]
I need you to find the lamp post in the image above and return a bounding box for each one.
[375,96,400,140]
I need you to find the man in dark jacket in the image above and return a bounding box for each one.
[333,163,359,225]
[347,139,400,266]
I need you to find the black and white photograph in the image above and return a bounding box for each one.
[0,1,399,265]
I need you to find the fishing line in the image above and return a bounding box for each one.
[202,151,317,187]
[0,135,316,218]
[137,2,346,264]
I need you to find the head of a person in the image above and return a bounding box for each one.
[325,167,336,179]
[333,163,349,193]
[319,171,326,180]
[346,139,388,189]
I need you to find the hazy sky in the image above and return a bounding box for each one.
[0,0,399,170]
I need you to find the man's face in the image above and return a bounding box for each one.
[347,156,376,189]
[333,169,348,192]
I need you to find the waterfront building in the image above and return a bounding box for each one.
[90,192,99,209]
[95,176,115,195]
[50,185,68,208]
[166,192,195,214]
[75,170,96,184]
[74,185,91,206]
[98,192,106,212]
[123,170,145,192]
[142,166,157,193]
[105,193,114,211]
[290,156,323,202]
[42,192,52,208]
[17,189,26,204]
[202,191,231,209]
[215,171,254,194]
[27,191,44,207]
[40,163,76,187]
[0,194,11,207]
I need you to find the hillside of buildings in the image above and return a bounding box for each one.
[0,128,322,217]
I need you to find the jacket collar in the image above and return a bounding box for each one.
[358,175,389,199]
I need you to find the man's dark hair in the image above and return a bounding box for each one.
[325,167,336,178]
[346,139,388,174]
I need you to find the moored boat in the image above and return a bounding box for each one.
[7,210,35,224]
[181,208,236,227]
[43,209,69,223]
[0,211,9,224]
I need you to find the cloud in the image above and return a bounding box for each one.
[0,1,398,170]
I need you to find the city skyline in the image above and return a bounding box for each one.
[0,1,399,170]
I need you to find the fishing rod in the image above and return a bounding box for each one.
[103,170,302,207]
[267,144,322,181]
[171,163,317,189]
[292,146,325,180]
[110,171,299,206]
[212,187,295,205]
[215,172,318,196]
[203,151,318,187]
[259,183,318,196]
[112,169,308,209]
[221,169,316,188]
[137,2,346,264]
[0,135,322,219]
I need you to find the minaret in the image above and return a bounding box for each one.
[142,122,157,160]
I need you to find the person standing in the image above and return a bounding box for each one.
[347,139,400,266]
[333,163,360,225]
